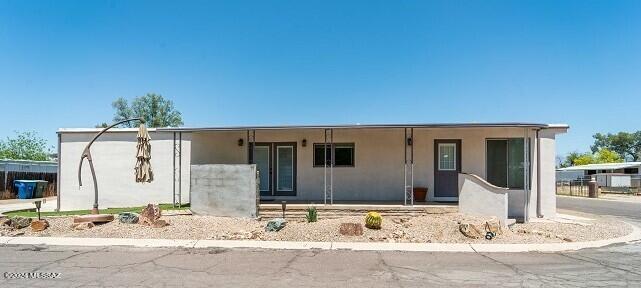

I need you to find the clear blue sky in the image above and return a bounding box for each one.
[1,0,640,156]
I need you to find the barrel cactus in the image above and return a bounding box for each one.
[365,211,382,229]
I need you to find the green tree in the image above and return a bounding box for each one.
[0,131,51,161]
[111,93,183,128]
[595,148,624,163]
[591,131,641,161]
[561,148,623,167]
[560,151,582,168]
[572,153,596,166]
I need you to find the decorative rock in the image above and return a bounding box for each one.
[71,222,95,230]
[119,212,139,224]
[265,218,287,232]
[459,223,483,239]
[9,217,32,229]
[484,219,503,236]
[339,223,363,236]
[139,204,161,226]
[30,219,49,232]
[73,214,114,224]
[1,218,11,227]
[150,219,169,228]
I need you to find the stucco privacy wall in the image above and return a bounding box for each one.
[58,130,191,211]
[189,127,557,212]
[190,164,258,217]
[458,173,509,225]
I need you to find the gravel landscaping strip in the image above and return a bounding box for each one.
[0,212,632,244]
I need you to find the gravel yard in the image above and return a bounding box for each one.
[0,212,633,244]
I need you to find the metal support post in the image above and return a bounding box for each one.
[403,128,414,206]
[330,128,334,205]
[523,128,529,222]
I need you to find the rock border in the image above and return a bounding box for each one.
[0,222,639,253]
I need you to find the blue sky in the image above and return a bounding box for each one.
[1,0,640,156]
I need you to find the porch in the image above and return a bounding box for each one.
[259,201,458,219]
[184,123,542,213]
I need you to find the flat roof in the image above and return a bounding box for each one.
[557,162,641,171]
[157,122,569,132]
[58,122,569,133]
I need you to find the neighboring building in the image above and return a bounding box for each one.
[557,162,641,176]
[556,162,641,189]
[57,122,568,220]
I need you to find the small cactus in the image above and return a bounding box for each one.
[305,206,318,223]
[365,211,382,229]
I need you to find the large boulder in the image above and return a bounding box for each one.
[139,204,161,226]
[459,223,483,239]
[339,223,363,236]
[119,212,139,224]
[265,218,287,232]
[7,217,32,229]
[30,219,49,232]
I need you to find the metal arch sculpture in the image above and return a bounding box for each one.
[78,118,143,215]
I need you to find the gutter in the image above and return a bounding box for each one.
[535,128,543,218]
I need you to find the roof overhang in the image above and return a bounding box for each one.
[57,122,570,134]
[156,122,569,132]
[557,162,641,171]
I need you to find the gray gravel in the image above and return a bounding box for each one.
[0,212,632,244]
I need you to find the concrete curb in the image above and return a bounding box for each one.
[1,222,639,253]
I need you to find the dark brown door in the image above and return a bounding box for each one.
[434,139,461,199]
[255,142,297,197]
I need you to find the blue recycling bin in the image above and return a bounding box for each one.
[14,180,37,199]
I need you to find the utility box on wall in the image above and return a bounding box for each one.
[190,164,259,218]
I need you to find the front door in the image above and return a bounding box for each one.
[434,139,461,201]
[255,142,297,197]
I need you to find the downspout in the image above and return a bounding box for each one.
[523,128,529,222]
[536,129,543,218]
[56,133,61,212]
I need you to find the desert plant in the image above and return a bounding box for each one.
[365,211,382,229]
[305,206,318,223]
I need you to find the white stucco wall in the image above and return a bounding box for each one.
[538,129,561,218]
[58,129,190,211]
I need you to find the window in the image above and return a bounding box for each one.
[486,138,529,189]
[438,143,457,171]
[314,143,354,167]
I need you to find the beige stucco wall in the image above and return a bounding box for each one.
[58,130,190,211]
[190,127,555,218]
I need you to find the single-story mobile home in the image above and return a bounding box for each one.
[57,122,568,221]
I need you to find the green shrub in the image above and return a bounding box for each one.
[365,211,382,229]
[305,206,318,223]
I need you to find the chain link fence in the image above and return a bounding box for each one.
[556,174,641,197]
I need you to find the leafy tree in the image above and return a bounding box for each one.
[562,148,623,167]
[0,131,51,161]
[560,151,582,168]
[111,93,183,128]
[95,122,108,128]
[572,153,595,166]
[595,148,624,163]
[591,131,641,161]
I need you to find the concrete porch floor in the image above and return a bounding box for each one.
[259,200,457,210]
[259,201,458,219]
